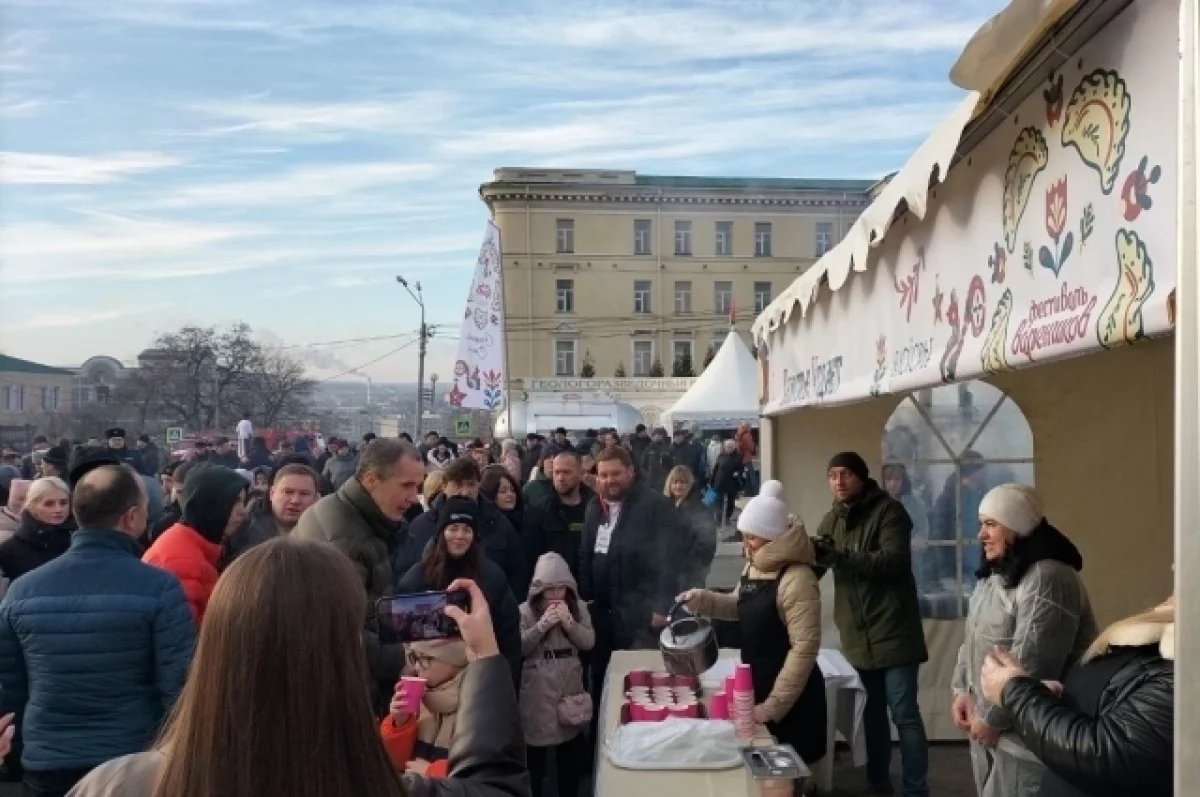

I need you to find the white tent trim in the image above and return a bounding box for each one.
[661,328,760,430]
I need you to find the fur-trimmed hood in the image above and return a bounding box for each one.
[1083,602,1174,662]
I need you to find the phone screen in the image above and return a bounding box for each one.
[376,591,469,645]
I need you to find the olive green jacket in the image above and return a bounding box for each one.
[816,479,927,671]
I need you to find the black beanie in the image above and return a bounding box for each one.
[828,452,869,483]
[438,498,478,534]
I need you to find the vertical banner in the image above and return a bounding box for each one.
[447,221,506,410]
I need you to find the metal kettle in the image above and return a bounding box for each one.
[658,600,719,676]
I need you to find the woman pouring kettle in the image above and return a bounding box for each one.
[678,480,827,767]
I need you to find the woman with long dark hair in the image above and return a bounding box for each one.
[66,538,529,797]
[950,484,1098,797]
[395,499,523,686]
[480,466,523,536]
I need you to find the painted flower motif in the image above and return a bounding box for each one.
[1044,74,1064,128]
[448,382,467,407]
[1045,176,1068,241]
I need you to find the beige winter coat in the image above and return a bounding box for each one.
[519,552,595,747]
[691,522,821,723]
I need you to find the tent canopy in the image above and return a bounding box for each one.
[662,328,760,430]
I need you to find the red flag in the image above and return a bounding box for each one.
[729,306,737,325]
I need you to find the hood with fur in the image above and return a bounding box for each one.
[1084,602,1174,662]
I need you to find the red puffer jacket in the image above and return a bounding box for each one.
[143,523,221,626]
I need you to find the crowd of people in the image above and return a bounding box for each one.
[0,424,1175,797]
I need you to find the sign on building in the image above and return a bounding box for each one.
[454,419,472,436]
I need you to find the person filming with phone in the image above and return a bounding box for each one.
[396,498,522,687]
[66,538,531,797]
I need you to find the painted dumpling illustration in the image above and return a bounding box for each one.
[1061,69,1132,195]
[1097,229,1155,349]
[1002,127,1049,253]
[981,288,1014,375]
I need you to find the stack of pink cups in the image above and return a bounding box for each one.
[731,663,756,740]
[623,671,704,722]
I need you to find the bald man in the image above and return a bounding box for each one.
[0,464,194,797]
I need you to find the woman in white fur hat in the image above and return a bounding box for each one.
[677,480,827,768]
[950,483,1098,797]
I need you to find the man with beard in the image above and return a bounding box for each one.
[578,446,679,718]
[105,429,145,474]
[223,463,320,563]
[521,450,594,581]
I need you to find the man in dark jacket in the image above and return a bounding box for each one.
[628,424,651,480]
[0,464,194,797]
[640,428,674,492]
[321,438,358,490]
[223,463,320,564]
[521,450,595,582]
[669,428,706,492]
[104,428,145,475]
[134,434,161,477]
[521,445,559,509]
[405,457,526,597]
[578,446,679,719]
[813,451,929,797]
[211,437,240,470]
[293,438,424,712]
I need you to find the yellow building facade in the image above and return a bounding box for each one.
[480,168,874,382]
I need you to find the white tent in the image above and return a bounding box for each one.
[661,328,760,430]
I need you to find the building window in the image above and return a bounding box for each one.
[754,281,772,313]
[80,386,92,404]
[755,222,773,257]
[556,279,574,313]
[712,329,727,352]
[714,281,733,315]
[674,280,692,314]
[39,386,47,410]
[882,381,1035,620]
[50,386,60,410]
[715,221,732,256]
[674,220,692,256]
[816,221,833,256]
[672,339,694,367]
[556,219,575,254]
[15,385,25,412]
[634,219,653,255]
[633,340,654,376]
[554,340,577,376]
[633,280,652,314]
[1,386,10,412]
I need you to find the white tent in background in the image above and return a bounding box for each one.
[661,328,760,431]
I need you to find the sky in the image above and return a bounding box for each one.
[0,0,1005,382]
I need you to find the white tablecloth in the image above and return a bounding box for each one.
[597,649,866,796]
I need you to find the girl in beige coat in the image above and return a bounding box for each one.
[519,552,594,797]
[679,480,827,766]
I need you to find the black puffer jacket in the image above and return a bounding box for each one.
[521,484,595,583]
[1001,616,1174,797]
[406,494,526,598]
[0,511,75,582]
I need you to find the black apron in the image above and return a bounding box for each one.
[737,568,828,766]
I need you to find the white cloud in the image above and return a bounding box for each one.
[24,309,133,329]
[162,161,442,207]
[185,93,456,140]
[2,213,254,258]
[0,151,183,184]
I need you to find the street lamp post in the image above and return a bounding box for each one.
[396,276,429,437]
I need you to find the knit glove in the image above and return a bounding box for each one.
[536,612,558,633]
[812,535,842,566]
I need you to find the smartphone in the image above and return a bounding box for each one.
[376,590,471,645]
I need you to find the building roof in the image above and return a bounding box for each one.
[632,175,878,192]
[0,354,75,376]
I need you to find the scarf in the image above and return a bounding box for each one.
[414,670,465,762]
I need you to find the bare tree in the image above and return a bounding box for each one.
[242,349,316,428]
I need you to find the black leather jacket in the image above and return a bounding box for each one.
[1002,643,1173,797]
[404,655,531,797]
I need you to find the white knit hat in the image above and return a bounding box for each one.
[737,480,790,541]
[978,483,1044,537]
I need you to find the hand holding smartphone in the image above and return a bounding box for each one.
[377,590,472,645]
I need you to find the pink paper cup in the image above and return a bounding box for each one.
[399,677,427,715]
[709,691,729,720]
[734,663,754,691]
[628,702,647,722]
[628,669,651,687]
[667,705,692,719]
[673,674,699,688]
[724,676,737,699]
[651,671,673,687]
[644,705,667,722]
